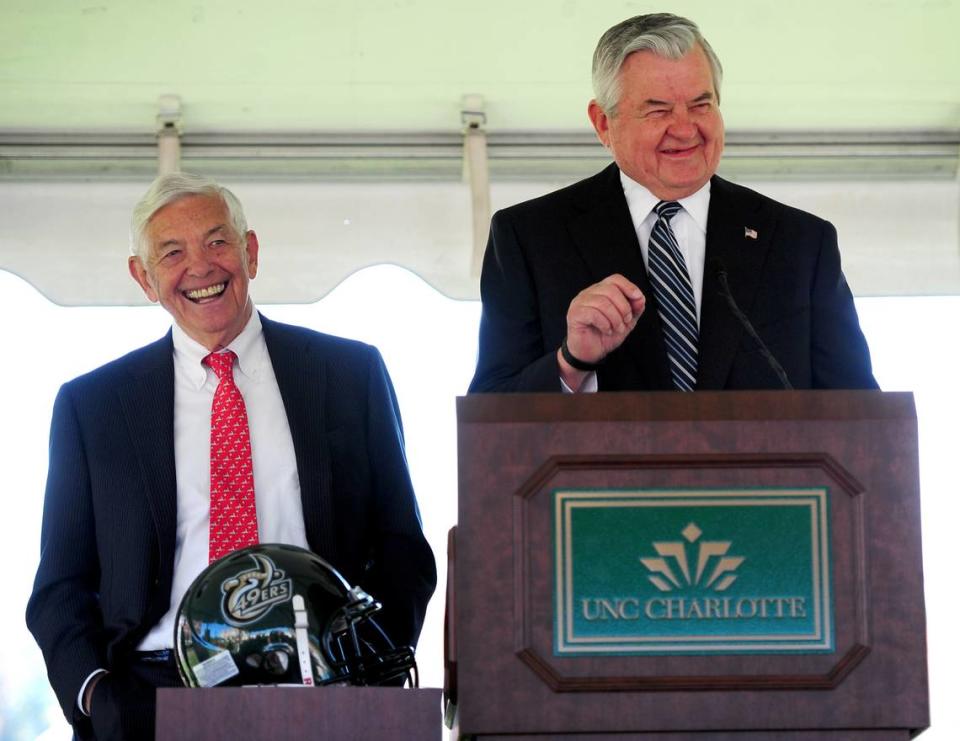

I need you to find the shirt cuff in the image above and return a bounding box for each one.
[560,371,598,394]
[77,668,108,716]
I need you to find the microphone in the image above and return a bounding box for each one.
[709,258,793,390]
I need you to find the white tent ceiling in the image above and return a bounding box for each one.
[1,0,958,302]
[3,0,959,132]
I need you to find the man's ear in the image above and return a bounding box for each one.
[244,230,260,280]
[587,99,612,148]
[128,256,159,302]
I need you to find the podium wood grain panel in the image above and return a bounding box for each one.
[480,733,910,740]
[452,391,928,738]
[156,686,441,740]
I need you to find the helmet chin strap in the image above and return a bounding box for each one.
[292,594,314,686]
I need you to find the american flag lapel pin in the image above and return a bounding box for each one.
[744,227,758,240]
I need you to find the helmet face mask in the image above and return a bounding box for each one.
[175,544,415,688]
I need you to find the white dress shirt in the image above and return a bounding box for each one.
[562,173,712,393]
[81,309,307,710]
[620,171,710,324]
[138,308,307,649]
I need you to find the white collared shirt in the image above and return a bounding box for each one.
[138,308,307,650]
[620,171,711,324]
[562,173,712,393]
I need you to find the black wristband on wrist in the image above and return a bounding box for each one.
[560,338,602,372]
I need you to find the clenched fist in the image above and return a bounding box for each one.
[558,273,645,390]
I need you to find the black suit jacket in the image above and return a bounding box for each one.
[26,315,436,728]
[469,164,877,392]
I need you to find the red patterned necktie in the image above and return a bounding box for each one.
[204,350,259,563]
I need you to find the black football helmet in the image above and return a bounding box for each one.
[174,543,416,688]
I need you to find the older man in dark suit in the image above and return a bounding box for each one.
[469,13,876,394]
[26,173,436,740]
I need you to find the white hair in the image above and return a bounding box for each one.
[592,13,723,116]
[130,172,248,259]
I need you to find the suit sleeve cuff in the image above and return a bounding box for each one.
[77,668,108,716]
[560,372,598,394]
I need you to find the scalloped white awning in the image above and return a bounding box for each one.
[1,145,958,305]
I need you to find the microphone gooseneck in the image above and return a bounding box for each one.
[710,259,793,390]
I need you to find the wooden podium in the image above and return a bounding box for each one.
[447,391,928,739]
[156,686,441,740]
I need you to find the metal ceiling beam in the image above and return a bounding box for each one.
[461,95,491,278]
[1,130,957,181]
[155,95,183,176]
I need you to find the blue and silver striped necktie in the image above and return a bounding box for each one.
[648,200,699,390]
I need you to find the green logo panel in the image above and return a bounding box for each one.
[554,489,833,655]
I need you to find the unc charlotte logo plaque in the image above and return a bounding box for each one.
[553,488,833,655]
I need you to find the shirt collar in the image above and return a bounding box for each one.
[171,306,268,389]
[619,170,711,235]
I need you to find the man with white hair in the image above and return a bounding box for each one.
[469,12,876,393]
[27,173,436,740]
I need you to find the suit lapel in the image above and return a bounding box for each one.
[566,164,672,388]
[566,165,649,288]
[113,320,337,577]
[698,176,775,389]
[115,333,178,573]
[261,315,336,563]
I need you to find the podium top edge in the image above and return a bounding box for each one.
[456,390,916,424]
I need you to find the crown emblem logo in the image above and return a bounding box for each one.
[640,522,745,593]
